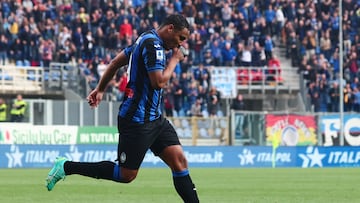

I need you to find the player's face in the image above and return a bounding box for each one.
[164,25,190,50]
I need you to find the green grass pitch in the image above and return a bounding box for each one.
[0,168,359,203]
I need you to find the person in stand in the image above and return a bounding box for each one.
[231,93,245,111]
[0,98,7,122]
[45,14,199,203]
[10,94,26,122]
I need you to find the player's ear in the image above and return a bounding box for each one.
[168,24,174,33]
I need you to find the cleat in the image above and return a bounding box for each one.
[46,157,67,191]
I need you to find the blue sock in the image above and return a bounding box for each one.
[172,169,189,178]
[113,164,123,182]
[172,169,199,202]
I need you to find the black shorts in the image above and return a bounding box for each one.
[117,116,181,170]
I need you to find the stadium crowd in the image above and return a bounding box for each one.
[0,0,359,116]
[284,0,360,113]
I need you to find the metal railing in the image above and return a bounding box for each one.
[234,66,298,94]
[0,65,44,94]
[1,64,300,97]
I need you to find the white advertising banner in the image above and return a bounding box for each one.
[0,123,78,144]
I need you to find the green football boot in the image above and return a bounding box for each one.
[46,157,67,191]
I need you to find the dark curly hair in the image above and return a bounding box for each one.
[160,14,190,31]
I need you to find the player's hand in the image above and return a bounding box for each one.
[86,88,104,109]
[172,46,187,61]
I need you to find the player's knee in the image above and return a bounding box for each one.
[173,155,188,171]
[120,171,137,183]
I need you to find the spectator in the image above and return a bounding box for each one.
[264,35,274,62]
[10,94,26,122]
[197,85,208,116]
[267,54,281,82]
[344,83,353,112]
[163,85,175,117]
[302,30,317,61]
[317,61,331,81]
[221,2,232,26]
[202,49,215,66]
[193,63,209,84]
[190,97,203,117]
[288,31,299,67]
[58,38,75,63]
[39,38,55,68]
[231,93,245,111]
[119,18,133,42]
[251,41,266,67]
[345,52,359,82]
[18,24,31,65]
[78,58,97,90]
[172,78,184,117]
[329,82,340,112]
[353,87,360,112]
[187,81,199,110]
[307,82,320,112]
[115,71,128,102]
[240,44,252,67]
[179,72,191,115]
[221,41,236,66]
[104,22,118,53]
[208,86,221,117]
[72,26,84,59]
[234,41,244,66]
[58,26,72,49]
[320,29,332,61]
[9,38,23,65]
[209,39,222,66]
[264,5,276,35]
[223,22,236,41]
[318,79,330,112]
[329,50,340,79]
[84,30,95,60]
[76,7,89,25]
[0,98,7,122]
[93,27,106,58]
[350,77,360,90]
[182,0,197,26]
[193,32,204,65]
[275,6,285,40]
[0,34,8,65]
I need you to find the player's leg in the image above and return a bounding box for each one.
[46,117,153,191]
[112,116,162,183]
[151,117,199,203]
[63,160,137,183]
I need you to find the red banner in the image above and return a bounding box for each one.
[266,114,317,146]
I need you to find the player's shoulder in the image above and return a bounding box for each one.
[140,31,162,48]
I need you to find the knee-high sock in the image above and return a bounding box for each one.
[173,169,199,203]
[64,161,123,182]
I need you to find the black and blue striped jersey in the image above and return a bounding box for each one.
[119,29,166,123]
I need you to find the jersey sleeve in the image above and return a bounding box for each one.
[124,45,133,59]
[142,38,165,72]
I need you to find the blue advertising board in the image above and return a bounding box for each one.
[1,145,360,168]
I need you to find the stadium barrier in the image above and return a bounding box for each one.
[1,144,360,168]
[1,99,359,147]
[0,63,85,97]
[0,65,44,93]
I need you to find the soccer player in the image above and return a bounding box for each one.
[46,14,200,203]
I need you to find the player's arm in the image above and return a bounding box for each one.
[97,50,128,92]
[148,47,184,89]
[87,50,129,108]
